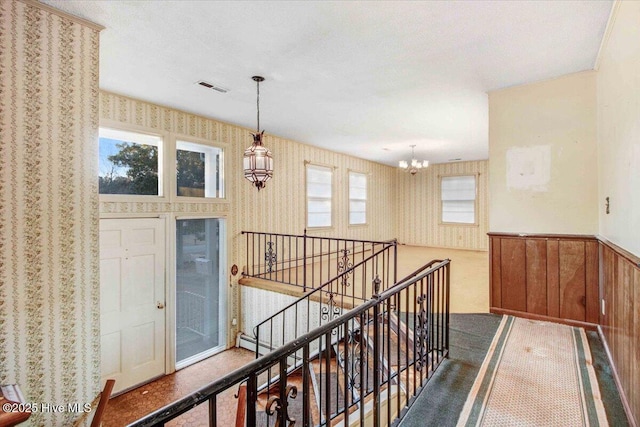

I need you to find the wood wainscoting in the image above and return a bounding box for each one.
[488,233,599,327]
[489,232,639,426]
[600,237,640,427]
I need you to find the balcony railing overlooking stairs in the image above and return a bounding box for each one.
[251,241,398,357]
[242,230,397,292]
[130,256,450,427]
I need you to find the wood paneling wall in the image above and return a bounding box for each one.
[489,233,599,326]
[600,238,639,427]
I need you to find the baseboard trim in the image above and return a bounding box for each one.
[597,325,637,427]
[489,307,599,331]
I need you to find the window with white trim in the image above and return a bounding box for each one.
[348,171,367,225]
[99,127,163,196]
[441,175,476,224]
[306,164,332,228]
[176,140,224,198]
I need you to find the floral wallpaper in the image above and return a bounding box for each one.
[0,1,101,425]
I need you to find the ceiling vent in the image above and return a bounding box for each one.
[196,80,229,93]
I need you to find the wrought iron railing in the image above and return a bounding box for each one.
[252,242,397,358]
[129,259,450,427]
[242,230,397,291]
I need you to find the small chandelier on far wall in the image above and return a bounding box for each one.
[243,76,273,191]
[399,145,429,175]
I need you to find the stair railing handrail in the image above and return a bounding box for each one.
[252,242,396,345]
[241,229,397,245]
[242,230,397,291]
[392,258,446,289]
[129,258,450,427]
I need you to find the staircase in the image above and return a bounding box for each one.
[130,233,450,427]
[245,298,444,427]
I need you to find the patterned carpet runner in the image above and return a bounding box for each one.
[456,316,608,427]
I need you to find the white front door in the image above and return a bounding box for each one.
[100,218,166,394]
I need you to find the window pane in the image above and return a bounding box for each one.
[349,172,366,186]
[99,128,161,196]
[441,175,476,223]
[176,218,225,364]
[307,166,332,183]
[350,186,367,200]
[307,165,332,227]
[177,150,205,196]
[349,172,367,225]
[350,212,366,225]
[308,213,331,227]
[442,200,475,224]
[308,199,332,214]
[441,176,476,201]
[307,182,332,198]
[350,200,366,213]
[177,141,224,198]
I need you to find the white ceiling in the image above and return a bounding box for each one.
[43,0,612,166]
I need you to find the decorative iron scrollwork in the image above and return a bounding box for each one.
[266,384,297,427]
[321,291,343,335]
[321,292,342,321]
[415,294,430,371]
[337,249,353,288]
[265,241,277,273]
[338,327,362,392]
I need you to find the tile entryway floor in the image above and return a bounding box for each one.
[103,348,255,427]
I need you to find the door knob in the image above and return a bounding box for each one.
[157,301,165,309]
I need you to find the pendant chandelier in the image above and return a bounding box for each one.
[398,144,429,175]
[243,76,273,191]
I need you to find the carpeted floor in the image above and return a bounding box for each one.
[398,314,629,427]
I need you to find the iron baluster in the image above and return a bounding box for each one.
[337,248,353,289]
[415,291,430,372]
[265,241,277,273]
[338,326,361,392]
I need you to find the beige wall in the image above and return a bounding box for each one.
[0,1,101,425]
[488,71,599,235]
[98,91,398,346]
[396,160,489,251]
[597,0,640,257]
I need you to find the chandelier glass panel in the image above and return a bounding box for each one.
[243,76,273,190]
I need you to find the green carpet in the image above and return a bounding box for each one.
[398,314,628,427]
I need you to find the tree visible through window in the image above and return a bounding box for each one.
[177,150,205,196]
[176,141,224,198]
[99,128,162,195]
